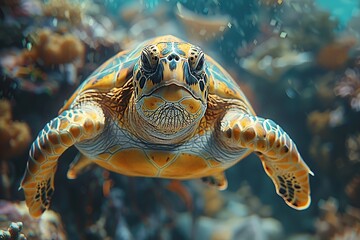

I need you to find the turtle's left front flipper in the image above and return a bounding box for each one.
[219,110,313,210]
[20,105,105,217]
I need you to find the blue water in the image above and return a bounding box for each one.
[316,0,359,26]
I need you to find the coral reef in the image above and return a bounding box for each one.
[315,73,338,106]
[280,2,338,52]
[0,222,26,240]
[202,187,224,217]
[316,37,357,70]
[67,171,280,239]
[81,179,189,239]
[42,0,122,54]
[307,110,331,136]
[0,0,41,17]
[176,183,281,240]
[307,107,344,136]
[332,228,360,240]
[0,100,31,161]
[235,183,272,217]
[42,0,83,26]
[239,4,360,240]
[346,175,360,208]
[0,28,85,95]
[0,99,31,198]
[177,214,283,240]
[335,68,360,112]
[0,200,66,239]
[26,28,85,67]
[239,37,313,82]
[315,198,360,240]
[346,134,360,164]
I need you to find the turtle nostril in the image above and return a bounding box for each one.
[167,53,180,62]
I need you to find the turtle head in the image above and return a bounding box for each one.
[132,42,209,137]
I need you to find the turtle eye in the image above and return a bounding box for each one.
[141,45,159,73]
[188,47,205,75]
[194,53,205,72]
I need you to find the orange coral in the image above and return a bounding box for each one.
[317,37,357,70]
[42,0,83,25]
[346,134,360,164]
[316,73,337,105]
[315,198,360,240]
[307,110,330,135]
[346,175,360,208]
[0,100,31,161]
[203,187,224,217]
[236,183,272,217]
[24,28,85,68]
[332,227,360,240]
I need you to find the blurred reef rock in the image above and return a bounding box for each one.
[0,221,26,240]
[0,100,31,199]
[0,200,66,239]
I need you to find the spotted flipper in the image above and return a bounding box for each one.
[220,110,313,210]
[202,172,228,190]
[67,153,95,179]
[20,105,104,217]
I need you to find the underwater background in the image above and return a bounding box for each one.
[1,0,360,239]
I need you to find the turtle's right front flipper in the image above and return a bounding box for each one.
[20,105,104,217]
[218,110,313,210]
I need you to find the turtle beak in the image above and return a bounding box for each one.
[138,79,203,103]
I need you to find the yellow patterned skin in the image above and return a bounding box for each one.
[219,110,313,209]
[20,105,105,217]
[21,35,312,218]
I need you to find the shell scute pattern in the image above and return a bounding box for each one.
[60,49,139,112]
[206,57,254,111]
[91,147,226,179]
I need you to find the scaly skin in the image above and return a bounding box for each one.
[20,105,104,217]
[218,109,313,209]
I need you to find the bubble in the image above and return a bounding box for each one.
[26,42,32,50]
[280,32,287,38]
[286,88,296,99]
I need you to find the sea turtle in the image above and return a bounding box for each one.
[20,35,313,218]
